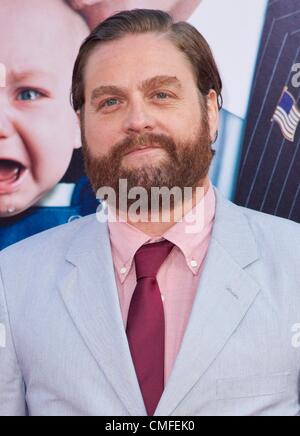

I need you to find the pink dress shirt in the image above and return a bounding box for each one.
[108,183,216,384]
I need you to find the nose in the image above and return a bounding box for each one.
[0,107,14,140]
[123,98,156,135]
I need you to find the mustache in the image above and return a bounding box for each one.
[109,133,179,164]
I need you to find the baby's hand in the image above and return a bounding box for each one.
[67,0,102,10]
[67,0,107,28]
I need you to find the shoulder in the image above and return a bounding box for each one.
[0,213,97,271]
[213,197,300,295]
[214,188,300,252]
[214,188,300,277]
[233,204,300,280]
[238,204,300,249]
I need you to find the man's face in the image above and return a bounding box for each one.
[0,0,88,217]
[81,33,218,208]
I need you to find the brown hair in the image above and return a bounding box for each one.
[71,9,223,112]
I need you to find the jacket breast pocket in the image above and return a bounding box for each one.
[216,373,290,400]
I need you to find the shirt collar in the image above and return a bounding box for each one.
[36,183,76,207]
[108,181,216,283]
[163,182,215,275]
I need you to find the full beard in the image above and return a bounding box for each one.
[82,118,215,212]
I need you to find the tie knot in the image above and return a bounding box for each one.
[134,239,174,281]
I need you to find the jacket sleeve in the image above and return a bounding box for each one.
[0,267,26,416]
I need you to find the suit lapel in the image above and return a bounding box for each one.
[58,215,146,416]
[155,190,262,416]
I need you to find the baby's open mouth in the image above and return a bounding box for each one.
[0,159,27,196]
[0,159,25,183]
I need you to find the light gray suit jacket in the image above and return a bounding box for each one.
[0,189,300,416]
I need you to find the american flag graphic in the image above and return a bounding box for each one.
[272,87,300,142]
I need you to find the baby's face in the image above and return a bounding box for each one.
[0,0,88,217]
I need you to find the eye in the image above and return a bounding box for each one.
[154,92,170,100]
[100,98,120,108]
[17,89,45,102]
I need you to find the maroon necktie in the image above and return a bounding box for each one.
[126,239,174,416]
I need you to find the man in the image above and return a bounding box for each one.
[0,9,299,417]
[68,0,272,205]
[0,0,98,250]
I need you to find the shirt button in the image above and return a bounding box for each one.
[120,267,127,275]
[190,260,198,268]
[161,295,165,303]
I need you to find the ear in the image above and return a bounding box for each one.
[206,90,219,143]
[73,111,82,150]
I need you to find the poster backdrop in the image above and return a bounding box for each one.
[0,0,299,250]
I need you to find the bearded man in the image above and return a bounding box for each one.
[0,9,299,417]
